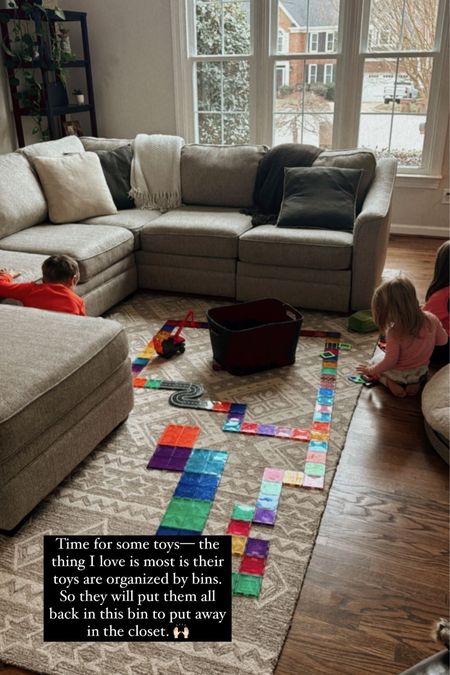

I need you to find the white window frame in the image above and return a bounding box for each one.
[309,32,318,52]
[172,0,449,183]
[307,64,317,83]
[324,63,333,84]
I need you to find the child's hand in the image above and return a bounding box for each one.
[0,268,20,278]
[356,363,371,376]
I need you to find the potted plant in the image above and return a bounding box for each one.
[72,88,84,104]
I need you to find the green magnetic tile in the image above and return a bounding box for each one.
[231,503,256,522]
[260,480,282,496]
[161,498,211,530]
[145,379,161,389]
[304,462,326,477]
[232,572,240,593]
[234,573,263,597]
[180,512,210,532]
[321,367,337,376]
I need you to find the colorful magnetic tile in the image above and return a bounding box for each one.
[253,507,277,526]
[263,467,285,483]
[245,538,270,559]
[179,426,203,446]
[131,364,144,375]
[259,480,282,496]
[144,379,161,389]
[319,388,335,398]
[132,357,150,366]
[212,401,232,412]
[290,428,310,441]
[232,572,240,593]
[156,527,200,536]
[310,430,329,441]
[133,377,147,388]
[305,461,326,477]
[256,494,279,510]
[240,422,259,434]
[313,412,332,423]
[317,395,334,405]
[226,519,252,536]
[303,474,325,489]
[339,342,352,351]
[239,555,266,576]
[174,472,220,500]
[231,535,247,556]
[230,403,247,414]
[322,362,337,371]
[306,451,327,464]
[308,440,328,452]
[231,503,256,522]
[321,368,337,377]
[312,421,331,432]
[223,417,243,432]
[233,573,262,597]
[161,497,212,532]
[320,351,337,360]
[257,424,277,436]
[184,449,227,475]
[282,470,304,487]
[315,404,333,413]
[275,426,294,438]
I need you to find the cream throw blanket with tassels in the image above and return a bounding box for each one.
[129,133,184,211]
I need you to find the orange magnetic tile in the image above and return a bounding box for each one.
[310,430,330,441]
[179,426,201,447]
[312,421,331,432]
[158,424,185,445]
[133,377,147,388]
[323,360,337,368]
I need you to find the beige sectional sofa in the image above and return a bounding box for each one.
[0,134,396,529]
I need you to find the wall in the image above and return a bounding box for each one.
[0,62,15,153]
[60,0,176,138]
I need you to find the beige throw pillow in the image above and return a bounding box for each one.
[32,152,117,224]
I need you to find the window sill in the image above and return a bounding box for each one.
[395,174,442,189]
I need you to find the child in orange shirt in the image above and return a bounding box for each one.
[423,240,449,364]
[0,254,86,316]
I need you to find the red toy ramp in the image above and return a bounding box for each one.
[207,298,303,376]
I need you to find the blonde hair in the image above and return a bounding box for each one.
[372,276,426,337]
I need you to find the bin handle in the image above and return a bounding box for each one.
[284,305,302,321]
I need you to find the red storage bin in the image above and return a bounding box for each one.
[207,298,303,375]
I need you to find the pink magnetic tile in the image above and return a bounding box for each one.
[275,426,294,438]
[240,422,259,434]
[239,555,266,576]
[291,428,310,441]
[253,507,277,526]
[263,467,285,483]
[226,519,252,536]
[315,404,333,414]
[306,451,327,464]
[303,474,325,489]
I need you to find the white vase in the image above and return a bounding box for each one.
[75,94,85,105]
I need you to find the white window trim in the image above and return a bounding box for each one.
[172,0,449,180]
[308,64,318,83]
[324,63,333,83]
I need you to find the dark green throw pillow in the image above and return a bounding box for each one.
[276,166,363,232]
[94,145,134,210]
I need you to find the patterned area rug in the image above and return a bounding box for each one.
[0,291,377,675]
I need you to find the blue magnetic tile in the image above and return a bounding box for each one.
[133,357,150,366]
[313,412,332,423]
[174,483,198,498]
[229,403,247,414]
[318,388,335,398]
[196,485,217,500]
[317,395,334,406]
[308,440,328,452]
[256,494,280,510]
[156,527,179,535]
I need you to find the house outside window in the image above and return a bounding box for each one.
[172,0,448,176]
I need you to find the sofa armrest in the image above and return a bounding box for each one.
[351,157,397,310]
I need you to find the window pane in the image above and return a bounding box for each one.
[197,113,222,143]
[197,62,222,111]
[223,113,250,143]
[195,0,250,56]
[276,0,340,55]
[367,0,439,52]
[359,57,430,166]
[274,58,336,146]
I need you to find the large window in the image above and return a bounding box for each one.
[172,0,448,176]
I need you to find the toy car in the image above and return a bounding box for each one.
[154,310,193,359]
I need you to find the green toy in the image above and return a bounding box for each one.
[347,309,377,333]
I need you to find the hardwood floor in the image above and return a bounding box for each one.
[1,235,448,675]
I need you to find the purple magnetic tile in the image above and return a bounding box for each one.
[132,364,144,375]
[147,455,171,470]
[154,444,174,457]
[167,457,189,471]
[253,507,277,525]
[245,538,270,558]
[230,403,247,414]
[257,424,277,436]
[172,446,192,461]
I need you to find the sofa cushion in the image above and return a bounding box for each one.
[313,149,376,213]
[0,250,47,285]
[0,224,134,283]
[0,153,47,238]
[422,365,450,440]
[80,136,132,151]
[82,209,161,249]
[140,207,253,258]
[20,134,85,160]
[277,166,362,232]
[0,305,129,479]
[93,146,134,210]
[239,224,353,270]
[181,144,267,208]
[32,152,117,223]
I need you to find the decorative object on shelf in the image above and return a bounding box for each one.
[0,2,97,145]
[62,119,83,137]
[72,88,84,104]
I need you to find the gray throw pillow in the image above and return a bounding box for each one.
[94,145,134,210]
[277,166,363,232]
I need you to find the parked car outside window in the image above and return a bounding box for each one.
[383,81,418,104]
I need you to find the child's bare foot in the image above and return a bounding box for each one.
[405,382,421,396]
[380,375,407,398]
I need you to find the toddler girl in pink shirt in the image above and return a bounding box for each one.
[357,276,448,398]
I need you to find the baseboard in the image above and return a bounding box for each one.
[390,223,449,238]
